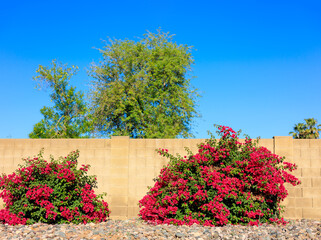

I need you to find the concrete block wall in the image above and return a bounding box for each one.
[280,137,321,219]
[0,137,320,220]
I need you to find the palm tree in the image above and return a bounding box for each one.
[289,118,321,139]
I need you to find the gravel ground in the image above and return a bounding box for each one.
[0,219,320,240]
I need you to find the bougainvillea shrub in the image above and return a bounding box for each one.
[0,150,110,225]
[139,126,300,226]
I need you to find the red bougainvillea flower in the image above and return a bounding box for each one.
[0,150,110,225]
[139,125,300,226]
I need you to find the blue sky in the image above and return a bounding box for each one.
[0,0,320,139]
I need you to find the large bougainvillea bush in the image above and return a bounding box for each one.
[0,150,110,225]
[139,126,300,226]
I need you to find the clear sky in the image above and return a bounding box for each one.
[0,0,320,139]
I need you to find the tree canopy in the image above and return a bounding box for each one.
[29,60,92,138]
[289,118,321,139]
[89,30,199,138]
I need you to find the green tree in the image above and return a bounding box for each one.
[29,60,92,138]
[289,118,321,139]
[89,30,199,138]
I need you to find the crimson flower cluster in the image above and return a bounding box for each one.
[139,125,300,226]
[0,150,110,225]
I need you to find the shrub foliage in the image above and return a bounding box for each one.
[139,126,300,226]
[0,150,109,225]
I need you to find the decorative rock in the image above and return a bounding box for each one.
[175,232,184,238]
[0,219,320,239]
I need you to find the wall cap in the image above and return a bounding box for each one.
[273,136,293,139]
[111,136,130,139]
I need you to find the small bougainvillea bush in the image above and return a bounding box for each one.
[0,150,110,225]
[139,126,300,226]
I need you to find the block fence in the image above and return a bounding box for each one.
[0,136,320,220]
